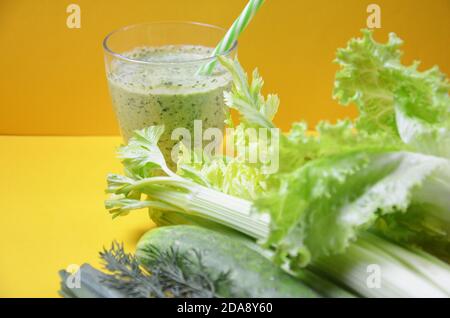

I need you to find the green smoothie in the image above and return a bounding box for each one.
[107,45,231,163]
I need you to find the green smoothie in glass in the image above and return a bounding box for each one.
[108,45,231,157]
[103,23,236,165]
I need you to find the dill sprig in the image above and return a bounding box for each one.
[98,241,231,298]
[99,241,164,298]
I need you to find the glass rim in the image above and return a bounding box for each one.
[103,21,238,65]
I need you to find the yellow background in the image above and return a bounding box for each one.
[0,0,449,298]
[0,0,449,135]
[0,136,154,297]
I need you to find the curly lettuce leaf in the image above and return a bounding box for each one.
[278,119,403,173]
[394,77,450,158]
[374,162,450,260]
[177,150,267,201]
[255,150,449,269]
[334,29,450,158]
[333,30,403,133]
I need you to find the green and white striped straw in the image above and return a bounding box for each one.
[197,0,265,75]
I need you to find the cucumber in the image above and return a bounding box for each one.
[136,225,320,298]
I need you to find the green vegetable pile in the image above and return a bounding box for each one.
[60,30,450,298]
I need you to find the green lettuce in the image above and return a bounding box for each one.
[333,29,450,158]
[256,149,448,268]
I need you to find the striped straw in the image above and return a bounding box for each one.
[197,0,265,75]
